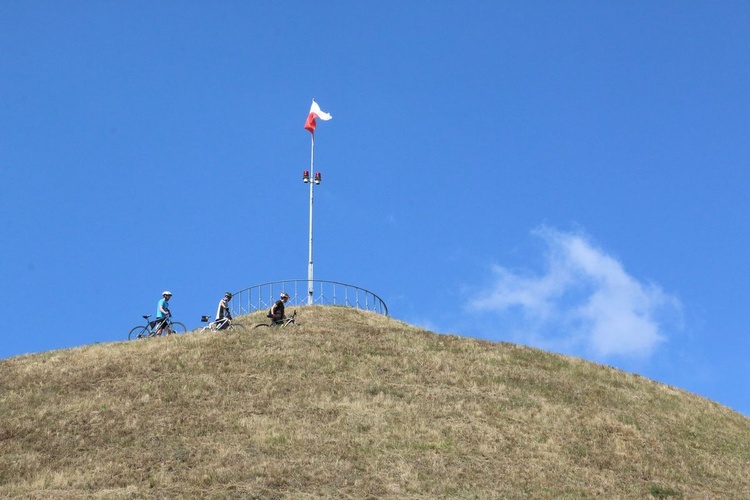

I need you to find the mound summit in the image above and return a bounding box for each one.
[1,306,749,498]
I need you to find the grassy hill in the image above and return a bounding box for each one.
[1,306,749,498]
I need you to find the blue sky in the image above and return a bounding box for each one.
[2,2,749,417]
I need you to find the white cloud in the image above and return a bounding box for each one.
[473,227,682,360]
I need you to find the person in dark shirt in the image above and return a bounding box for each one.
[269,292,289,325]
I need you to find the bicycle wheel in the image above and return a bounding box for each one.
[230,323,247,332]
[169,322,187,334]
[253,323,270,329]
[128,326,150,340]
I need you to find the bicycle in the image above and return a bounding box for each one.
[128,315,187,340]
[200,315,246,332]
[253,310,298,329]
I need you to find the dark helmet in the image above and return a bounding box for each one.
[224,291,233,299]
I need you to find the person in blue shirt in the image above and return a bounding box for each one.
[155,290,172,336]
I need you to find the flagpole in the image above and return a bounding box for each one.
[303,99,330,307]
[307,133,315,305]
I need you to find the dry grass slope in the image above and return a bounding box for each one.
[1,306,749,499]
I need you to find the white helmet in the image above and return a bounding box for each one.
[162,290,173,297]
[280,292,289,299]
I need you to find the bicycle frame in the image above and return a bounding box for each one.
[128,315,186,340]
[200,314,247,333]
[201,315,230,331]
[253,310,297,329]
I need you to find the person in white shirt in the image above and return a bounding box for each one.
[215,292,233,330]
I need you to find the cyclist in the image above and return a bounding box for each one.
[215,292,233,330]
[155,290,172,336]
[268,291,289,325]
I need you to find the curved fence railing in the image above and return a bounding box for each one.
[231,280,388,317]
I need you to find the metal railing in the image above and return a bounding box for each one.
[230,280,388,317]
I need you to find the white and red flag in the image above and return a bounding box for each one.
[304,99,332,134]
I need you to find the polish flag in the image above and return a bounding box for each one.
[304,99,332,134]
